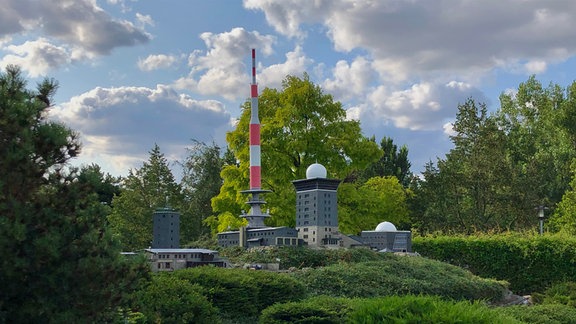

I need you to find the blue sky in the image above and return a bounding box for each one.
[2,0,576,177]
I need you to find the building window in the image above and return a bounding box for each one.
[303,228,308,232]
[303,235,308,239]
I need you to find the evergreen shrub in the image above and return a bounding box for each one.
[289,256,507,302]
[173,266,307,319]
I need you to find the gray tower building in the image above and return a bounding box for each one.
[293,163,341,247]
[152,207,180,248]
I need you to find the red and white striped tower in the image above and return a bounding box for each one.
[249,48,261,190]
[241,48,270,228]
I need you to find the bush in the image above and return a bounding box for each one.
[347,295,520,323]
[133,274,219,324]
[532,281,576,307]
[290,255,507,302]
[260,295,520,323]
[259,296,351,324]
[173,267,307,320]
[413,233,576,294]
[498,304,576,324]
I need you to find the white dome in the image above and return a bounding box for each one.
[375,221,397,232]
[306,163,327,179]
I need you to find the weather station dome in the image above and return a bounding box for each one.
[306,163,327,179]
[375,221,397,232]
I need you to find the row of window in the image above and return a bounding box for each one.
[157,253,204,259]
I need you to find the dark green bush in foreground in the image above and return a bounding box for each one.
[498,304,576,324]
[290,255,507,302]
[260,295,521,323]
[133,274,219,323]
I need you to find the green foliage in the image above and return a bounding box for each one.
[413,233,576,294]
[498,304,576,324]
[290,257,507,302]
[412,76,576,234]
[259,296,351,324]
[357,136,412,187]
[133,274,219,324]
[180,140,224,240]
[212,73,380,231]
[0,65,149,322]
[347,295,520,323]
[108,144,185,250]
[339,176,411,234]
[550,159,576,234]
[172,266,307,320]
[260,295,519,323]
[532,281,576,307]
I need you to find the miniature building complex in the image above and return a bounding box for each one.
[216,49,412,252]
[145,248,227,271]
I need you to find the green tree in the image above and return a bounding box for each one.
[180,140,224,241]
[339,176,411,234]
[210,74,380,231]
[358,136,412,187]
[550,159,576,234]
[0,65,147,322]
[497,76,574,214]
[108,144,184,250]
[415,99,515,233]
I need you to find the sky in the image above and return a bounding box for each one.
[2,0,576,177]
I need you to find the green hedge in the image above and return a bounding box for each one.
[172,267,307,320]
[412,233,576,294]
[289,255,507,302]
[260,295,520,323]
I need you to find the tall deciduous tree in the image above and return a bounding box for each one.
[108,144,184,251]
[210,74,380,231]
[0,65,146,322]
[180,140,224,240]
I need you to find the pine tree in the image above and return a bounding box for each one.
[0,65,147,322]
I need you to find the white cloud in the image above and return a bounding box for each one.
[50,85,232,174]
[0,0,150,56]
[259,46,314,89]
[362,81,486,131]
[138,54,179,71]
[136,13,155,27]
[322,56,375,102]
[247,0,576,80]
[524,60,547,74]
[243,0,335,38]
[0,38,70,77]
[174,27,276,100]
